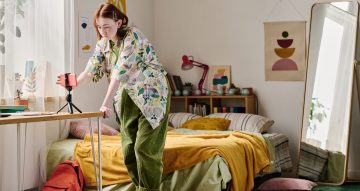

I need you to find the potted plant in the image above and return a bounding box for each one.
[14,89,28,106]
[229,83,240,95]
[183,82,193,96]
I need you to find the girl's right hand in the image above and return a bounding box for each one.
[100,105,113,118]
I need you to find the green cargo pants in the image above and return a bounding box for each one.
[118,90,170,191]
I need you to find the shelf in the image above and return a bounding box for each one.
[170,95,256,115]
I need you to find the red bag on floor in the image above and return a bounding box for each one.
[42,160,84,191]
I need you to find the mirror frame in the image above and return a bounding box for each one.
[298,0,360,185]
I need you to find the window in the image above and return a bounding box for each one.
[0,0,73,98]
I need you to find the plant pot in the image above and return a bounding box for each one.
[14,98,29,106]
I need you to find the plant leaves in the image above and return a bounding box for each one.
[0,45,5,54]
[16,26,21,37]
[0,33,4,43]
[0,22,4,31]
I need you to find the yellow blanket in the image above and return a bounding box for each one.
[74,131,270,191]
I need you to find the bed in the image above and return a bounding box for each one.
[43,113,292,191]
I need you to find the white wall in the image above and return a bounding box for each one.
[73,0,154,127]
[153,0,315,173]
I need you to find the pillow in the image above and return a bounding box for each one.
[206,113,274,133]
[69,120,119,139]
[181,118,231,130]
[298,142,328,181]
[257,178,317,191]
[168,112,201,128]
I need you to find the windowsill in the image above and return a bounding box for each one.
[0,96,65,105]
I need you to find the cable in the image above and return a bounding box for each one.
[254,94,259,115]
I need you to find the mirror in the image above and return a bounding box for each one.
[298,1,359,184]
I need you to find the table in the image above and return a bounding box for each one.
[0,112,104,191]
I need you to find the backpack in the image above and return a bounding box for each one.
[42,160,84,191]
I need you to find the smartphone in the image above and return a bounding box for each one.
[58,73,77,87]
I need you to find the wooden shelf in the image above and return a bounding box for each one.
[171,95,255,114]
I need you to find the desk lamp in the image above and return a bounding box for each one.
[181,55,209,95]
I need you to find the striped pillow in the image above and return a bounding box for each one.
[205,113,274,133]
[168,113,201,128]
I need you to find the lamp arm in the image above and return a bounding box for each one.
[192,60,208,67]
[198,65,209,93]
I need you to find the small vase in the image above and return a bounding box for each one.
[241,88,250,95]
[174,90,181,96]
[217,90,224,96]
[182,89,190,96]
[228,89,235,95]
[206,90,211,96]
[194,89,201,96]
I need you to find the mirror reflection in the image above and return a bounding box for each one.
[298,1,358,184]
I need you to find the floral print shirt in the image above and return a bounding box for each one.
[85,26,169,129]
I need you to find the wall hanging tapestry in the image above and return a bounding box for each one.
[264,21,306,81]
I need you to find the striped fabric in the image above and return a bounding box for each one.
[206,113,274,133]
[263,133,293,172]
[168,113,201,128]
[298,142,328,181]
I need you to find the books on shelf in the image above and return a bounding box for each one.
[188,103,210,116]
[188,104,245,115]
[212,106,245,113]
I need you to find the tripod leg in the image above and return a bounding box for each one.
[68,102,74,114]
[70,103,82,113]
[57,103,69,113]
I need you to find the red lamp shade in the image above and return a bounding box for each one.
[182,55,194,70]
[181,55,209,94]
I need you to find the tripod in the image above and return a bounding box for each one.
[57,86,82,114]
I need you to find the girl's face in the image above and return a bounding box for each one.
[96,17,122,41]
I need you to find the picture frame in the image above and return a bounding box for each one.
[207,65,231,91]
[172,75,184,91]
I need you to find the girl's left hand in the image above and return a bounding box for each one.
[100,105,112,118]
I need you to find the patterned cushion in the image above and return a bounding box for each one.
[69,120,119,139]
[263,133,293,172]
[205,113,274,133]
[298,142,328,181]
[168,113,201,128]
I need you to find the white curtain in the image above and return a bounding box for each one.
[0,0,72,190]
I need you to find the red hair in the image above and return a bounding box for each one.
[93,3,129,40]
